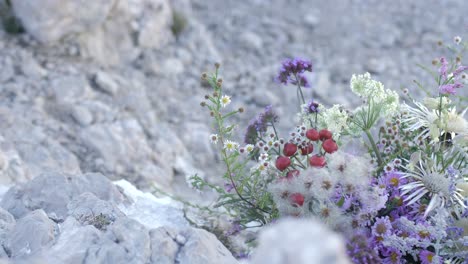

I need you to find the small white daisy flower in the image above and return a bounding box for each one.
[454,36,462,45]
[220,95,231,107]
[223,140,239,152]
[245,144,255,153]
[259,153,269,161]
[209,134,218,144]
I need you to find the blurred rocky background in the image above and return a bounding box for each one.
[0,0,465,263]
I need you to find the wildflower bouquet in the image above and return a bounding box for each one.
[192,38,468,263]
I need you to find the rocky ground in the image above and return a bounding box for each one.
[0,0,466,263]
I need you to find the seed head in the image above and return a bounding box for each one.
[200,102,206,107]
[201,72,208,80]
[238,107,244,113]
[214,62,221,69]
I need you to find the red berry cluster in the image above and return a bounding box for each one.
[275,128,338,172]
[274,128,338,208]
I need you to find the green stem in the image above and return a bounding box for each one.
[212,75,270,216]
[294,74,306,105]
[365,130,383,167]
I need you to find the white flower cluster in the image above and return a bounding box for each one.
[317,104,352,138]
[350,72,400,117]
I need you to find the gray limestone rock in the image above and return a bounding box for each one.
[88,218,151,264]
[0,208,15,251]
[149,227,179,264]
[176,227,238,264]
[71,105,94,126]
[93,71,119,96]
[45,217,102,264]
[11,0,116,43]
[67,192,124,230]
[0,172,125,220]
[6,210,57,259]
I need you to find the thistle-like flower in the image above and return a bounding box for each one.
[401,101,439,141]
[402,101,467,144]
[400,157,466,217]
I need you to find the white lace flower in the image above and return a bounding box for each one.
[350,72,399,117]
[318,104,349,138]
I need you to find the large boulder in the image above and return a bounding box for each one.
[0,173,237,264]
[11,0,173,65]
[11,0,116,43]
[0,172,125,221]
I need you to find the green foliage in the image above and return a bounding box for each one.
[191,65,277,229]
[171,11,188,38]
[2,16,24,34]
[1,0,24,34]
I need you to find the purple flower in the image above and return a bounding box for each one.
[225,221,242,236]
[276,58,313,87]
[244,119,259,144]
[258,105,279,125]
[384,171,406,190]
[408,201,429,222]
[453,65,468,77]
[439,57,448,81]
[382,249,404,264]
[290,73,311,88]
[419,250,441,264]
[372,216,393,238]
[446,226,464,239]
[244,105,278,144]
[346,231,381,264]
[235,252,250,259]
[224,182,234,193]
[439,82,462,95]
[446,166,458,196]
[305,100,320,113]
